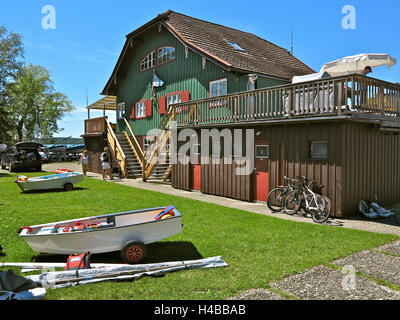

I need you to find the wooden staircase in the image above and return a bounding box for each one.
[115,133,142,178]
[142,106,176,182]
[105,118,144,179]
[104,102,196,182]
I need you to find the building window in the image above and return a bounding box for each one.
[167,93,181,106]
[135,101,146,118]
[158,46,175,65]
[209,78,228,107]
[210,78,227,97]
[256,145,269,159]
[310,141,328,159]
[117,102,125,119]
[140,51,155,71]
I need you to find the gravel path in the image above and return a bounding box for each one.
[333,250,400,286]
[270,265,400,300]
[376,240,400,256]
[227,289,289,300]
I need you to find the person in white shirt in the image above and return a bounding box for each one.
[78,150,89,176]
[100,147,112,180]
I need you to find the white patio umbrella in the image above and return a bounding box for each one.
[320,53,397,77]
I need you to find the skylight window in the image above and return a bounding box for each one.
[226,40,245,52]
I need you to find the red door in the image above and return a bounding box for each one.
[254,140,270,202]
[192,165,201,190]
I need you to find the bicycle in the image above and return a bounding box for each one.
[283,176,331,224]
[266,176,296,212]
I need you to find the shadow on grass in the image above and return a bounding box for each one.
[0,173,11,178]
[20,187,88,194]
[31,241,203,265]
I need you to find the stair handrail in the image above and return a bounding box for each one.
[143,106,175,181]
[105,118,127,178]
[123,118,144,167]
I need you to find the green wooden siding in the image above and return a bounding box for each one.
[116,24,289,136]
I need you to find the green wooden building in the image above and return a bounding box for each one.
[84,10,400,218]
[101,10,314,141]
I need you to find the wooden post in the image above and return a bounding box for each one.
[379,85,385,115]
[287,89,293,118]
[337,81,343,116]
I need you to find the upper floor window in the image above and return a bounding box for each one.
[158,47,175,65]
[140,46,175,72]
[135,101,146,118]
[140,51,155,71]
[210,78,227,97]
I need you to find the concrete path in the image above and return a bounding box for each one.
[41,162,400,237]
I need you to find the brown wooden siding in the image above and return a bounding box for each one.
[84,136,107,174]
[200,159,253,201]
[171,162,191,191]
[263,122,343,217]
[341,122,400,215]
[171,120,400,218]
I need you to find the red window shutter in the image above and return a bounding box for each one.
[159,96,166,114]
[129,103,135,119]
[181,91,190,102]
[145,99,152,117]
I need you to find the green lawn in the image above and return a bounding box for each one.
[0,171,397,300]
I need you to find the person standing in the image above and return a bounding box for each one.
[78,150,89,176]
[101,147,112,181]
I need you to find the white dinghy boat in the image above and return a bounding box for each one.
[15,172,84,192]
[18,206,183,263]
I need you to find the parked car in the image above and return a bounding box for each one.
[1,142,43,172]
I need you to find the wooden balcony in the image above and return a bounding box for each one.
[84,116,116,136]
[171,74,400,127]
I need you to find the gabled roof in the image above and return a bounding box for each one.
[102,10,315,95]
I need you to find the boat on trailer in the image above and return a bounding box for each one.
[14,172,83,192]
[18,206,183,263]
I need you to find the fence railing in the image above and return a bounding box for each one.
[170,74,400,126]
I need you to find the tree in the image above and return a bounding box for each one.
[6,64,75,141]
[0,25,24,143]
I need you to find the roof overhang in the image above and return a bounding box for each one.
[87,96,117,111]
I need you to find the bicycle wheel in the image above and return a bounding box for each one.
[283,191,302,215]
[312,195,331,224]
[267,188,285,212]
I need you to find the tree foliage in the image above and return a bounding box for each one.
[0,25,74,144]
[0,25,24,143]
[6,64,74,141]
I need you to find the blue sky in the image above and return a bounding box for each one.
[1,0,399,137]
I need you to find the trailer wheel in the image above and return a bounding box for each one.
[121,241,147,264]
[64,182,74,191]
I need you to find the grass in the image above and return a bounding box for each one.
[0,171,398,300]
